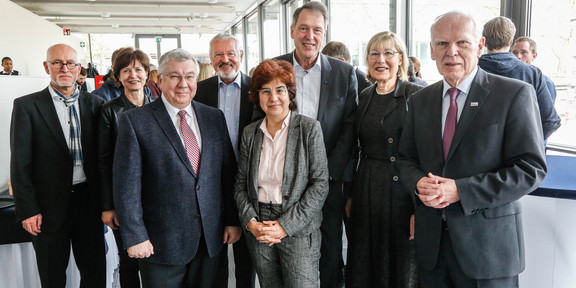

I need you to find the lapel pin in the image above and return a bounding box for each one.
[471,102,478,107]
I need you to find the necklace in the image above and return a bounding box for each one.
[376,85,393,95]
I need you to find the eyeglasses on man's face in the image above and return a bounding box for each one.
[48,61,79,70]
[163,73,196,83]
[259,87,288,97]
[212,52,237,59]
[368,49,401,60]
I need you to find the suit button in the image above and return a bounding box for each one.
[390,156,396,162]
[388,138,394,144]
[283,196,288,200]
[392,176,399,181]
[196,186,200,191]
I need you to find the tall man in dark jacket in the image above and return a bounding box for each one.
[195,33,256,288]
[478,16,561,139]
[11,43,106,288]
[275,2,358,287]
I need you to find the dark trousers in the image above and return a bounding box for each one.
[213,236,256,288]
[139,236,221,288]
[419,227,519,288]
[319,180,345,288]
[112,228,141,287]
[32,187,106,288]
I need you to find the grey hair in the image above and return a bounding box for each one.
[430,11,481,43]
[157,48,199,79]
[209,33,242,56]
[46,43,77,61]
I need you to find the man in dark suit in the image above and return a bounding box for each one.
[10,43,106,287]
[275,2,358,287]
[397,12,547,287]
[2,57,20,75]
[195,33,256,288]
[478,16,560,140]
[113,48,240,288]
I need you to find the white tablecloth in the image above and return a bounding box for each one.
[0,227,119,288]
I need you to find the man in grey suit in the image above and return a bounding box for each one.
[195,33,256,288]
[275,3,358,287]
[113,48,240,288]
[397,12,547,287]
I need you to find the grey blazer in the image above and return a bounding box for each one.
[397,68,547,279]
[234,114,329,237]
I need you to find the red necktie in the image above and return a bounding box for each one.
[443,88,460,160]
[178,110,200,174]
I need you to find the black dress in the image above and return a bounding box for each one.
[346,81,421,287]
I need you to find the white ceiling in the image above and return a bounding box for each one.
[11,0,260,35]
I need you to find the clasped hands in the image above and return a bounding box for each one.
[416,173,459,209]
[247,220,288,246]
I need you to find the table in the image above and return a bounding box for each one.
[520,155,576,288]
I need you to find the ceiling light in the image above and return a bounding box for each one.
[101,12,110,18]
[111,24,119,28]
[208,0,218,3]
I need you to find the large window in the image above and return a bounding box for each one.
[329,0,392,71]
[531,0,576,149]
[285,0,304,52]
[232,21,246,72]
[262,0,282,59]
[411,0,500,83]
[245,12,261,72]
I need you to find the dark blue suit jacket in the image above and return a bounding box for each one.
[113,98,237,265]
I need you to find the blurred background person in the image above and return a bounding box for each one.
[198,61,215,82]
[346,31,421,288]
[99,47,156,288]
[1,56,19,75]
[512,36,557,103]
[77,67,88,91]
[322,41,372,94]
[408,56,423,79]
[146,64,161,98]
[407,58,428,87]
[234,59,329,288]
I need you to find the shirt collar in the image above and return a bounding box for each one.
[292,52,322,72]
[161,94,193,117]
[442,67,478,97]
[218,72,242,88]
[259,111,292,134]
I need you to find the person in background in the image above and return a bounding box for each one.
[512,36,557,103]
[346,31,421,288]
[407,58,428,87]
[397,12,546,287]
[113,48,240,288]
[322,41,372,94]
[234,59,329,288]
[195,33,256,288]
[99,47,156,288]
[478,16,561,140]
[1,57,19,75]
[77,67,88,91]
[198,62,215,82]
[408,56,423,79]
[10,43,106,287]
[92,48,123,101]
[146,64,162,98]
[274,3,358,286]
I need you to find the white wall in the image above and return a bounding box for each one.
[0,0,84,76]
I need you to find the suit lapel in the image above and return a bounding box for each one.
[427,83,445,162]
[250,122,264,198]
[317,54,332,122]
[35,87,70,155]
[205,77,220,108]
[281,114,300,209]
[152,99,197,177]
[78,92,94,160]
[446,70,490,162]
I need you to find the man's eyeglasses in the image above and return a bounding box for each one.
[259,87,288,97]
[48,61,79,70]
[368,50,401,60]
[163,73,196,83]
[212,52,237,59]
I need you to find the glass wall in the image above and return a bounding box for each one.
[245,12,261,73]
[411,0,500,83]
[531,0,576,148]
[329,0,392,71]
[262,0,282,60]
[232,21,246,72]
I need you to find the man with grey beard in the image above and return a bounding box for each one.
[195,33,257,288]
